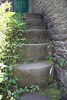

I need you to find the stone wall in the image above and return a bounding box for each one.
[29,0,33,12]
[32,0,67,91]
[33,0,67,63]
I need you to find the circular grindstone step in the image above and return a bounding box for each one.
[20,43,50,61]
[16,94,52,100]
[23,29,48,43]
[22,13,43,20]
[13,62,53,87]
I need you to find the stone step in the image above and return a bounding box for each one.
[23,29,48,43]
[24,19,45,29]
[13,62,53,87]
[22,13,43,20]
[20,43,50,61]
[16,94,52,100]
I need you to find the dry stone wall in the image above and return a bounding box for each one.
[33,0,67,91]
[33,0,67,63]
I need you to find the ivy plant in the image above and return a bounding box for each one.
[57,58,67,68]
[0,63,24,100]
[0,63,39,100]
[0,2,27,65]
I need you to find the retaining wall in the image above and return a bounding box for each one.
[32,0,67,91]
[33,0,67,62]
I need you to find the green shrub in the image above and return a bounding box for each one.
[0,64,24,99]
[0,2,27,65]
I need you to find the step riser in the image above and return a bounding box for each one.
[20,44,49,61]
[23,30,48,43]
[25,20,45,29]
[22,13,43,20]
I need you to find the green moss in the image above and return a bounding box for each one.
[43,60,53,64]
[35,83,62,100]
[11,62,23,67]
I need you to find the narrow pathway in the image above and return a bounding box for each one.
[13,13,53,100]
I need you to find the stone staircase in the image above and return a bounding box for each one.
[13,13,53,87]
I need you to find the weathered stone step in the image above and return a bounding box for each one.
[22,13,43,20]
[13,62,53,87]
[23,29,48,43]
[20,43,50,61]
[16,94,52,100]
[25,19,45,29]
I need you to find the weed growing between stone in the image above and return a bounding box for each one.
[56,58,67,68]
[46,55,67,68]
[46,56,52,61]
[35,82,62,100]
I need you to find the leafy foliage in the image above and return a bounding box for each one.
[0,2,27,65]
[46,56,52,61]
[24,85,39,93]
[0,64,24,99]
[0,2,40,100]
[0,64,39,100]
[57,58,67,68]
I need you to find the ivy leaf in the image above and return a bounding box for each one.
[8,65,12,71]
[35,86,39,90]
[7,90,11,96]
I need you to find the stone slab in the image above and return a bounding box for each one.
[20,43,50,61]
[23,29,48,43]
[22,13,43,20]
[24,19,45,29]
[13,62,53,87]
[16,94,51,100]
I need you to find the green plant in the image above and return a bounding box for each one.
[0,63,24,99]
[0,2,25,100]
[46,56,52,61]
[47,38,52,44]
[35,83,62,100]
[57,58,67,68]
[0,63,40,100]
[24,85,39,93]
[0,2,27,65]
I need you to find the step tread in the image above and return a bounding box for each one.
[23,12,42,15]
[22,13,43,20]
[13,62,53,87]
[21,43,49,45]
[14,62,52,70]
[25,29,47,31]
[17,93,52,100]
[25,19,43,21]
